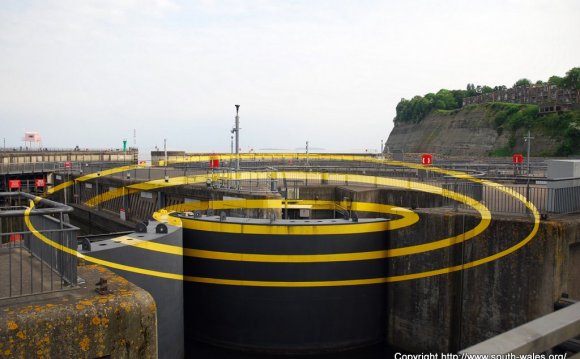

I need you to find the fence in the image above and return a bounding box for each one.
[0,192,78,299]
[0,161,137,176]
[48,159,580,221]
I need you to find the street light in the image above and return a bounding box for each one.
[524,130,534,175]
[524,129,534,201]
[232,105,240,170]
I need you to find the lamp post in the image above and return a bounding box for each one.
[524,130,534,176]
[524,129,534,201]
[163,138,167,167]
[232,105,240,170]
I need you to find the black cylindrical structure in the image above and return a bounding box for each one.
[180,215,390,354]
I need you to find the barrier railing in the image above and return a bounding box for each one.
[0,192,78,299]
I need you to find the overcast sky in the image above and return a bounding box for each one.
[1,0,579,156]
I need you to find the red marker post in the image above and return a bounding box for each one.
[513,153,524,175]
[209,159,219,169]
[421,154,433,165]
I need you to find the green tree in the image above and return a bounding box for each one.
[514,78,532,87]
[395,98,411,122]
[408,96,432,122]
[562,67,580,90]
[451,89,468,107]
[481,86,494,94]
[434,89,457,110]
[466,83,477,97]
[548,75,563,86]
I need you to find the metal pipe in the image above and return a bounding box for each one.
[0,192,73,217]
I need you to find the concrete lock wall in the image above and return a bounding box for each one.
[298,184,580,352]
[386,211,580,353]
[62,174,580,354]
[81,222,184,359]
[0,265,157,358]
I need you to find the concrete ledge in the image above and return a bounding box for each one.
[0,264,157,358]
[460,301,580,354]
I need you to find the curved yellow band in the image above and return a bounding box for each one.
[31,157,540,285]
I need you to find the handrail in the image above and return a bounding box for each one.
[0,192,73,217]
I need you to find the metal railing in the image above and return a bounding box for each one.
[49,160,580,220]
[0,147,138,152]
[0,192,78,299]
[0,161,137,175]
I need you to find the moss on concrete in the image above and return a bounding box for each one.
[0,264,157,358]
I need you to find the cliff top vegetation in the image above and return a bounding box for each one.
[395,67,579,124]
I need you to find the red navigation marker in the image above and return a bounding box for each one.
[512,154,524,164]
[35,178,46,187]
[421,154,433,165]
[64,161,72,169]
[8,179,21,189]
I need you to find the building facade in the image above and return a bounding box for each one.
[462,84,580,114]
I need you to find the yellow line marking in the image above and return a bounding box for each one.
[24,203,183,280]
[169,176,489,238]
[94,173,490,263]
[156,200,418,232]
[35,155,540,286]
[106,201,419,262]
[84,173,490,260]
[46,164,143,195]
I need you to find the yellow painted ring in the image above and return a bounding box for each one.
[83,172,492,258]
[31,157,540,286]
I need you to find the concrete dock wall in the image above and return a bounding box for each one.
[386,211,580,352]
[61,175,580,354]
[0,264,157,358]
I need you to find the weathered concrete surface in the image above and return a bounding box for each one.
[460,301,580,354]
[56,178,580,355]
[386,209,580,353]
[0,264,157,358]
[82,222,183,359]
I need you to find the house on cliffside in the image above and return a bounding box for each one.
[462,84,580,114]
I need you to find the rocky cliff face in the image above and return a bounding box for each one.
[386,106,563,157]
